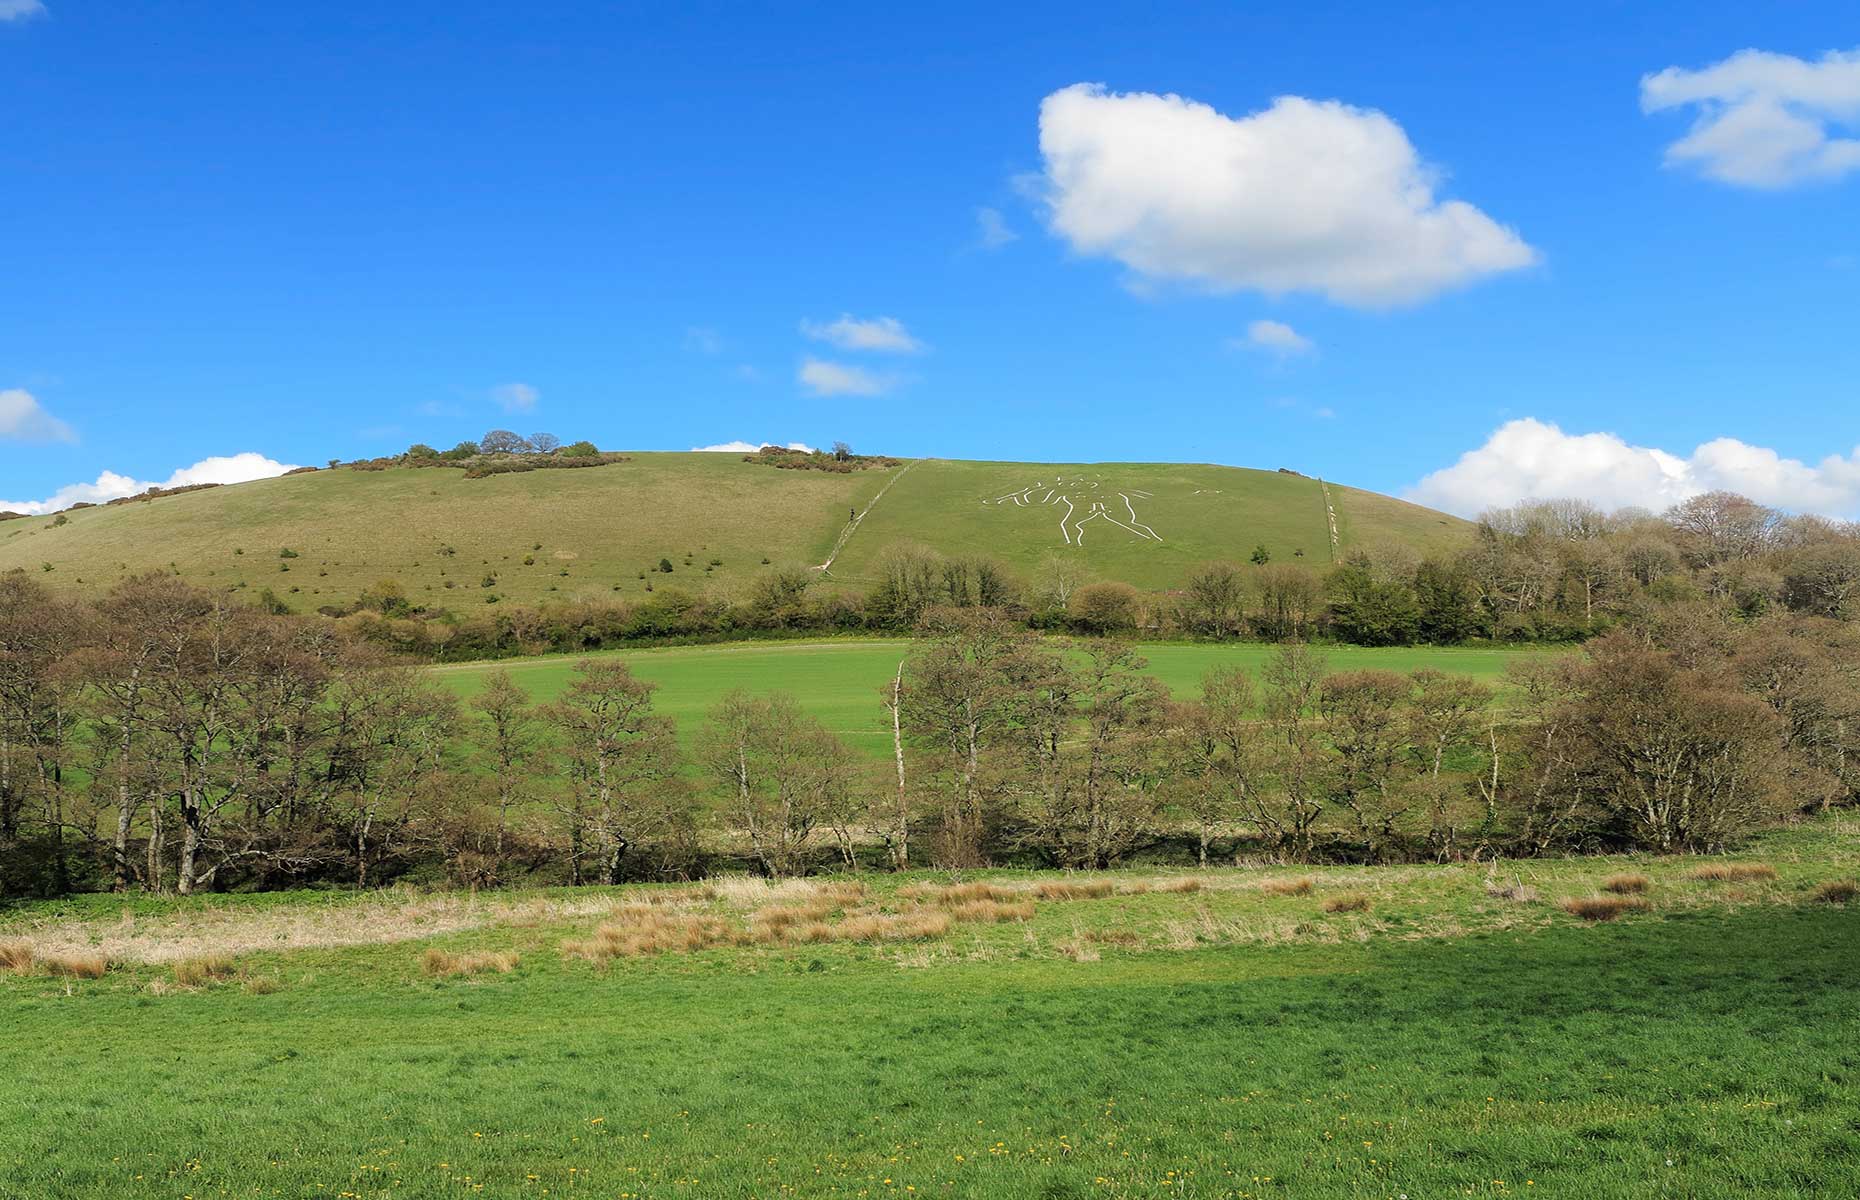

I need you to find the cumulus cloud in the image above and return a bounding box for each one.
[975,206,1017,249]
[1,452,300,517]
[691,440,818,454]
[1408,418,1860,518]
[798,358,895,397]
[1034,83,1537,308]
[1233,319,1315,357]
[800,315,924,354]
[1641,47,1860,188]
[0,1,47,21]
[0,388,75,442]
[490,382,539,413]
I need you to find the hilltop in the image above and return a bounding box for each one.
[0,451,1469,609]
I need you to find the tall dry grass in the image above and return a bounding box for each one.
[172,955,237,986]
[1261,877,1315,897]
[0,940,33,974]
[1686,863,1777,883]
[1560,895,1651,922]
[945,898,1035,924]
[40,951,108,978]
[1032,880,1116,901]
[1602,873,1650,895]
[1810,879,1856,905]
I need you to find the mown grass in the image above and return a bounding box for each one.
[433,638,1556,759]
[3,816,1855,1198]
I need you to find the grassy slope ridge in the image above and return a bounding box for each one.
[3,817,1856,1199]
[2,453,1469,608]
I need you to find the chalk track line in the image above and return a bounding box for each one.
[818,458,922,572]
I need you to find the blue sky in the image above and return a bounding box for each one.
[3,2,1858,516]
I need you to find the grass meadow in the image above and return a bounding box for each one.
[432,639,1557,758]
[4,816,1856,1199]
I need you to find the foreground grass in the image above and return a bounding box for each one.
[433,638,1556,758]
[3,818,1855,1199]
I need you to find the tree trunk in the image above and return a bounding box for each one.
[890,661,909,870]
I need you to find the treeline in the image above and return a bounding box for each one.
[4,571,1856,898]
[311,490,1860,661]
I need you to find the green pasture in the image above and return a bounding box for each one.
[433,638,1557,757]
[3,816,1856,1199]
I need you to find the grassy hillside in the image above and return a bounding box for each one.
[0,453,1469,609]
[3,816,1855,1199]
[829,460,1466,589]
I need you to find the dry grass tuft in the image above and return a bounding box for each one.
[421,948,520,977]
[834,912,951,942]
[1033,879,1116,901]
[710,876,865,908]
[1087,928,1143,947]
[1054,924,1101,962]
[41,951,108,978]
[1156,878,1204,894]
[914,881,1025,905]
[946,898,1035,924]
[564,907,749,960]
[1686,863,1777,883]
[1559,894,1651,922]
[0,940,34,974]
[1602,873,1650,895]
[172,954,237,986]
[241,975,281,995]
[1322,892,1372,913]
[1261,876,1315,897]
[1810,878,1857,905]
[751,899,838,932]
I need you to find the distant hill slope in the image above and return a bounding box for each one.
[0,453,1469,609]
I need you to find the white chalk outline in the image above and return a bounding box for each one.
[983,473,1164,547]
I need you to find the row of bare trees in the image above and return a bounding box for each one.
[894,604,1860,866]
[6,572,1858,896]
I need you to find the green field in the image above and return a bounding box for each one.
[4,816,1856,1199]
[1,454,1469,609]
[434,639,1553,757]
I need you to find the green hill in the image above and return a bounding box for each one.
[0,453,1469,609]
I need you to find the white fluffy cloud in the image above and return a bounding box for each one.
[1035,83,1537,307]
[1641,47,1860,188]
[0,1,47,21]
[0,389,75,443]
[490,382,539,413]
[800,315,923,354]
[0,389,76,443]
[1408,418,1860,518]
[691,440,818,454]
[798,358,894,397]
[1,452,301,516]
[1234,319,1314,356]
